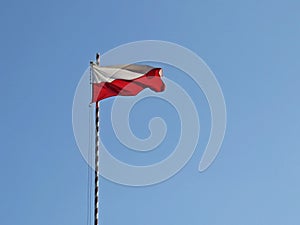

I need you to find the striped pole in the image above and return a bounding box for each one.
[94,101,100,225]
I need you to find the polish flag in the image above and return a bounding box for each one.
[91,63,165,102]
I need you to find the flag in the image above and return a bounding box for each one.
[91,63,165,102]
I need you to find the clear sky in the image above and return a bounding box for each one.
[1,0,300,225]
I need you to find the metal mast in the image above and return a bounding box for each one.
[94,53,100,225]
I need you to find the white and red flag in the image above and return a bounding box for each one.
[90,63,165,102]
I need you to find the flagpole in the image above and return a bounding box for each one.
[94,100,100,225]
[94,53,100,225]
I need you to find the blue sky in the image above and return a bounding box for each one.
[1,0,300,225]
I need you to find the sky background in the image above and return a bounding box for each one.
[1,0,300,225]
